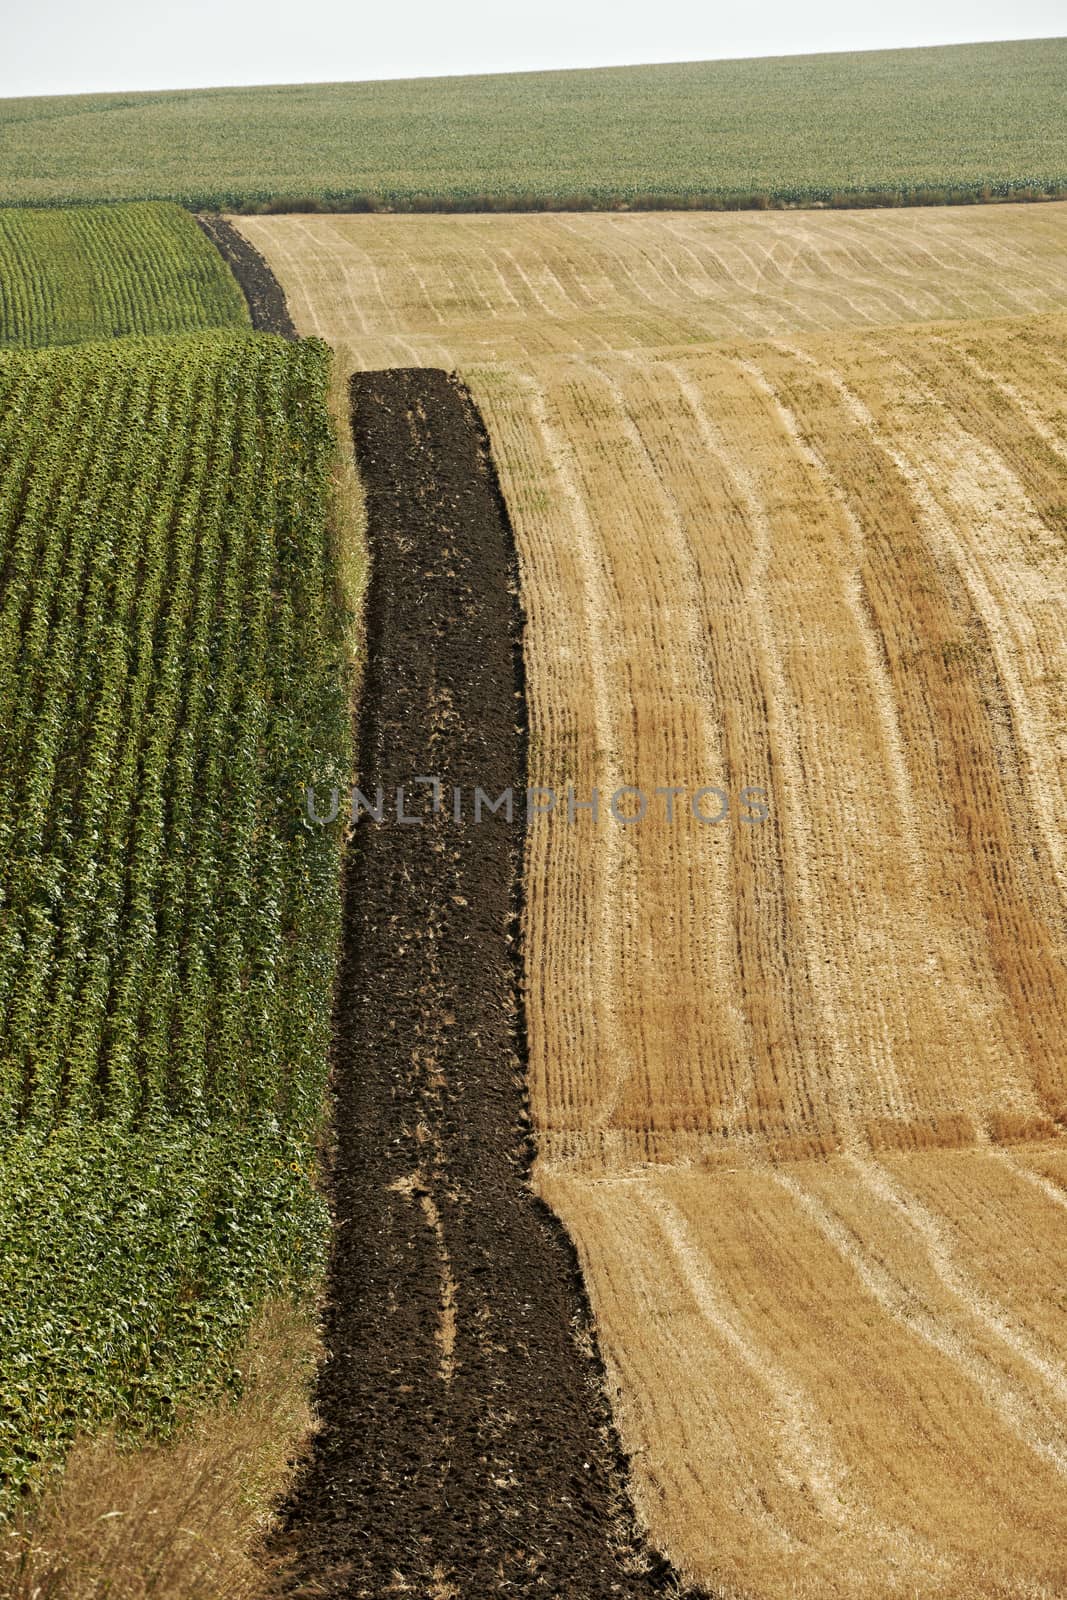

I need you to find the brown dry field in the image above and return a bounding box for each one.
[238,206,1067,1599]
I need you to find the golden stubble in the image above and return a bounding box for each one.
[1,1300,319,1600]
[240,207,1067,1598]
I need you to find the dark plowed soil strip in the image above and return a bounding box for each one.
[271,369,699,1599]
[194,214,298,338]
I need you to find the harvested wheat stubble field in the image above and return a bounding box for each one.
[240,206,1067,1597]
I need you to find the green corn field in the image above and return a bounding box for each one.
[0,329,351,1492]
[0,202,249,347]
[0,39,1063,213]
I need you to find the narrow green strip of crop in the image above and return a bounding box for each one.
[0,331,350,1497]
[0,202,249,348]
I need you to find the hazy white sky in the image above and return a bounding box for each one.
[3,0,1064,99]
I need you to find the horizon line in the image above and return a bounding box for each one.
[2,32,1062,108]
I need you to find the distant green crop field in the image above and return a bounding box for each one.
[0,39,1064,213]
[0,330,350,1493]
[0,202,249,346]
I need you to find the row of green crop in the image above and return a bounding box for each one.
[0,331,350,1494]
[0,1121,324,1492]
[3,179,1064,220]
[0,202,249,348]
[219,179,1067,215]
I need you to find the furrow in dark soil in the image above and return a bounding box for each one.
[194,213,298,337]
[271,368,701,1600]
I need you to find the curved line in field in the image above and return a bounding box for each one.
[772,1165,1067,1480]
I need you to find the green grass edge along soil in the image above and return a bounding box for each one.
[270,367,704,1598]
[1,39,1064,215]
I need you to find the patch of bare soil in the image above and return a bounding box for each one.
[270,369,696,1599]
[195,214,297,337]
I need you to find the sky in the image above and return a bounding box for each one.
[3,0,1064,99]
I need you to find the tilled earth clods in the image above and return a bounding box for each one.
[272,369,690,1598]
[195,213,298,337]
